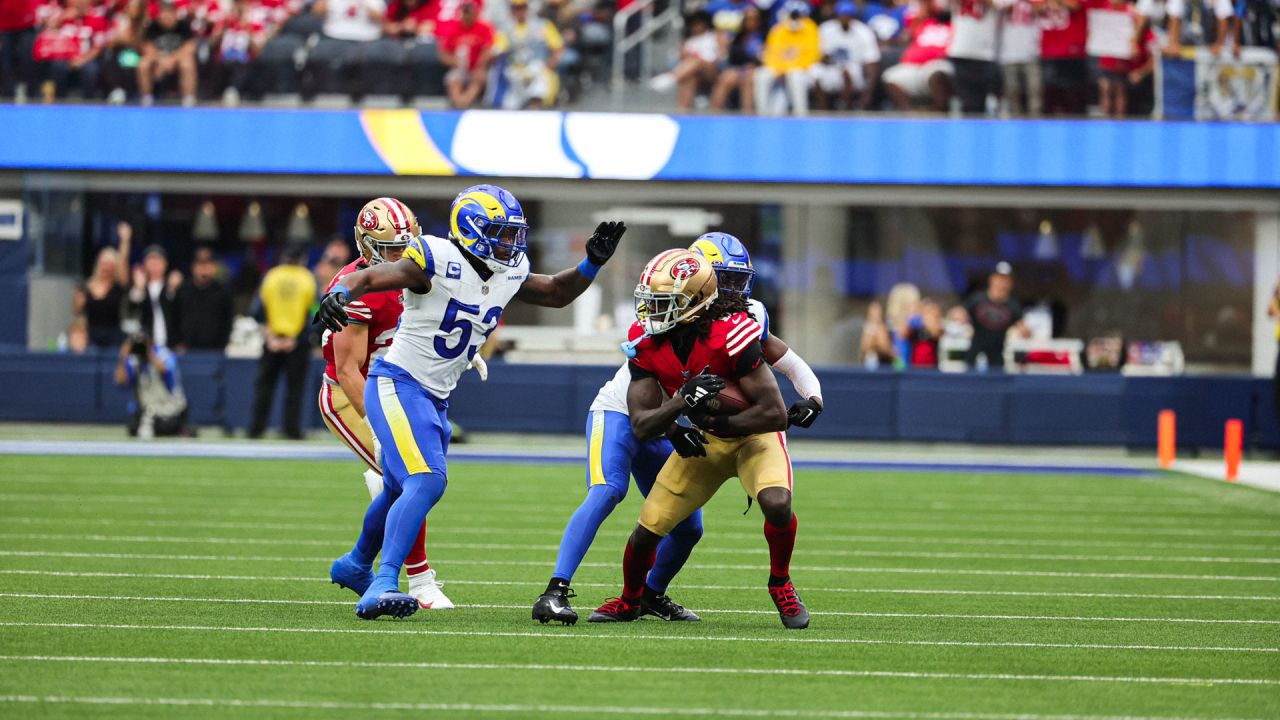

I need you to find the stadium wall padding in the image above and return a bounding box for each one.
[2,349,1275,449]
[2,106,1279,188]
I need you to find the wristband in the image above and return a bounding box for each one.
[576,257,601,280]
[330,284,351,299]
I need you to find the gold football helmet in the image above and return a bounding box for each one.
[354,197,420,266]
[634,249,719,335]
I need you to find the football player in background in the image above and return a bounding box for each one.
[315,184,626,620]
[589,249,809,629]
[532,232,823,625]
[318,197,455,610]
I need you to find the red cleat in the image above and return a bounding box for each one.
[587,596,641,623]
[768,579,810,629]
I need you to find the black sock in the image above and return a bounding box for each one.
[768,574,789,587]
[546,577,570,594]
[642,584,662,601]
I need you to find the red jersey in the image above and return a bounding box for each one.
[435,17,494,71]
[1039,0,1089,59]
[322,260,404,382]
[627,312,765,435]
[33,11,109,62]
[899,18,952,65]
[0,0,41,31]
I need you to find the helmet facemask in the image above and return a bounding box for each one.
[634,282,718,335]
[462,214,528,270]
[357,230,413,266]
[714,264,755,297]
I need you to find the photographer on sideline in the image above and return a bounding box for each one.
[114,332,189,438]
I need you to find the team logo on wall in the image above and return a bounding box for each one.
[1195,49,1279,121]
[360,209,379,230]
[671,257,700,280]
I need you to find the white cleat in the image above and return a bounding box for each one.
[363,469,384,500]
[408,568,454,609]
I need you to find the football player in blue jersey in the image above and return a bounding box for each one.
[316,184,626,620]
[531,231,825,625]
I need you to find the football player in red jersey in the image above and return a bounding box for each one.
[318,197,461,610]
[590,249,808,629]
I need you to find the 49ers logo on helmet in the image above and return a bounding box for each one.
[670,257,700,280]
[359,209,379,231]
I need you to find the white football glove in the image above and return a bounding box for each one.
[469,353,489,382]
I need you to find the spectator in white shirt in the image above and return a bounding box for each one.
[815,1,881,110]
[649,10,723,110]
[947,0,998,113]
[995,0,1042,116]
[309,0,404,96]
[1136,0,1236,56]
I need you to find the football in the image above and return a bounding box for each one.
[703,379,750,415]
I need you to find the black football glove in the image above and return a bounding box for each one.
[679,371,725,412]
[787,397,824,429]
[313,290,351,334]
[585,221,626,267]
[667,425,707,458]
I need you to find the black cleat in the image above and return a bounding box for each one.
[767,579,810,630]
[587,596,641,623]
[641,591,701,621]
[533,585,579,626]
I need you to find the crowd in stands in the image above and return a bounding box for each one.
[1,0,1274,112]
[653,0,1277,116]
[0,0,596,106]
[859,262,1030,370]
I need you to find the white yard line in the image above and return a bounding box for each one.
[0,550,1274,582]
[0,656,1276,686]
[1,620,1277,655]
[2,569,1275,602]
[0,694,1257,719]
[3,533,1276,566]
[0,593,1271,626]
[4,516,1278,552]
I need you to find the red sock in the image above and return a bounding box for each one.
[621,540,657,601]
[404,521,430,576]
[764,514,797,579]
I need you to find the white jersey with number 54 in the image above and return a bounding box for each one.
[383,234,528,399]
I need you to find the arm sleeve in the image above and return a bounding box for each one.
[734,340,765,376]
[628,359,655,381]
[771,348,823,400]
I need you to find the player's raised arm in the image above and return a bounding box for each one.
[315,255,430,334]
[516,221,626,308]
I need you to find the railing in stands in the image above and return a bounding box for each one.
[611,0,685,95]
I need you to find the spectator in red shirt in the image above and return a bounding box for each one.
[1038,0,1089,115]
[209,0,268,104]
[435,0,493,108]
[0,0,41,100]
[907,298,944,368]
[138,0,198,105]
[32,0,108,100]
[882,0,954,111]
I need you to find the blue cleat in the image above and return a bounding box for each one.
[355,578,419,620]
[330,553,374,596]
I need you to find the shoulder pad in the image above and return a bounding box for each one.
[716,312,763,357]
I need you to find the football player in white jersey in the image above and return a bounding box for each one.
[314,184,627,620]
[532,231,824,625]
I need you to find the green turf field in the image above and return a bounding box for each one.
[0,453,1277,719]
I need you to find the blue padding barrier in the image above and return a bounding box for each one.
[2,349,1275,449]
[2,106,1278,188]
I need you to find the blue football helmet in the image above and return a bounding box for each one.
[689,232,755,297]
[449,184,528,270]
